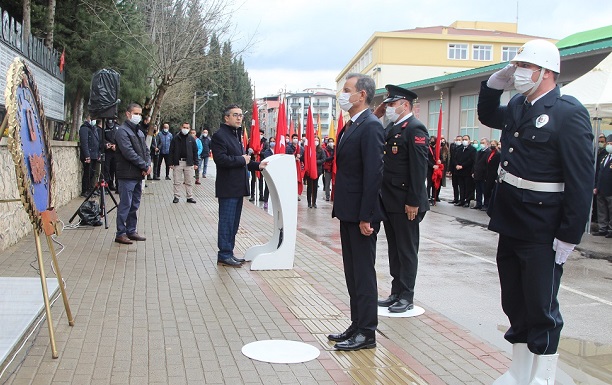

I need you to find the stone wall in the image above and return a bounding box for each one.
[0,138,81,251]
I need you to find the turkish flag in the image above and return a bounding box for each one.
[274,101,286,154]
[59,49,65,73]
[249,99,261,155]
[304,106,318,179]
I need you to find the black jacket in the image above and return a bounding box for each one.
[79,121,102,161]
[115,120,151,180]
[332,109,385,223]
[169,133,198,166]
[381,115,430,214]
[597,154,612,197]
[473,148,491,181]
[211,123,260,198]
[453,144,476,176]
[478,82,594,244]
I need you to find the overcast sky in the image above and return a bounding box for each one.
[230,0,612,97]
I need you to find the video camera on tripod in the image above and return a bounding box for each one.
[69,69,121,228]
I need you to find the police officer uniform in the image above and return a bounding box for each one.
[378,85,430,312]
[478,81,594,355]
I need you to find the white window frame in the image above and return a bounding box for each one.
[502,46,519,62]
[472,44,492,61]
[448,43,468,60]
[460,95,479,139]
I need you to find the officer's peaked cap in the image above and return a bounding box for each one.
[383,84,418,103]
[607,134,612,142]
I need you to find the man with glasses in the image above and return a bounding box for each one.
[478,39,594,385]
[210,105,266,267]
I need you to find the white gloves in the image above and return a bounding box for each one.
[487,64,516,90]
[552,238,575,265]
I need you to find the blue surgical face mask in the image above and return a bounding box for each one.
[270,142,276,148]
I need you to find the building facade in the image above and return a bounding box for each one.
[336,21,551,91]
[287,88,336,139]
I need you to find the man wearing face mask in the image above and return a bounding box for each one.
[169,122,199,203]
[328,73,385,351]
[593,135,612,238]
[157,123,173,180]
[200,129,212,178]
[373,84,429,314]
[114,103,152,244]
[478,39,594,385]
[593,134,608,221]
[449,135,463,204]
[453,135,476,207]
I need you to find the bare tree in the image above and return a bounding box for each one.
[83,0,236,125]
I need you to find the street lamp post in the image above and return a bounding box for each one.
[192,90,217,130]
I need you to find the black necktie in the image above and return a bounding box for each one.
[340,120,352,144]
[522,101,531,117]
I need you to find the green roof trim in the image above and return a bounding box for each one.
[556,25,612,49]
[376,37,612,95]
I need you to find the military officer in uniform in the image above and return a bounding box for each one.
[478,39,594,385]
[374,85,429,313]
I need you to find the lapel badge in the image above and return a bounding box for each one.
[535,114,549,128]
[394,133,401,138]
[392,146,398,154]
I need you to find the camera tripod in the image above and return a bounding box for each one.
[69,119,119,228]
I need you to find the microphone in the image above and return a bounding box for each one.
[247,148,254,155]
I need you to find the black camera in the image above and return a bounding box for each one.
[88,69,121,119]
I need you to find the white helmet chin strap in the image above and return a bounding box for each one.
[526,69,545,98]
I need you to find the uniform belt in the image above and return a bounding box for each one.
[498,167,564,193]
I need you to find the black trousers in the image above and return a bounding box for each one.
[383,211,425,302]
[81,159,97,193]
[103,152,117,188]
[250,171,264,198]
[306,177,319,206]
[152,154,160,178]
[339,220,379,336]
[451,172,460,201]
[496,235,563,354]
[458,174,474,204]
[158,153,171,177]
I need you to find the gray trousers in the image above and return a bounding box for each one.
[596,194,612,232]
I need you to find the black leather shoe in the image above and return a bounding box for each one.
[217,258,242,267]
[186,198,196,203]
[334,333,376,351]
[249,196,255,202]
[173,197,179,203]
[233,257,246,263]
[454,202,464,206]
[327,324,358,342]
[471,206,482,209]
[388,299,414,313]
[377,293,399,307]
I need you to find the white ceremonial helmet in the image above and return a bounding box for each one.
[511,39,560,73]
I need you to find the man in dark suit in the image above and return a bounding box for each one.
[449,135,462,203]
[594,134,612,237]
[210,104,265,267]
[327,73,385,351]
[478,39,594,384]
[79,115,102,197]
[453,134,476,207]
[373,85,429,314]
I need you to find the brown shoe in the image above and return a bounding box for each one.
[115,235,133,244]
[195,180,201,185]
[127,233,146,241]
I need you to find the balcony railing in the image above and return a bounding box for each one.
[312,102,330,108]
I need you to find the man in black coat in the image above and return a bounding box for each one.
[472,138,490,209]
[79,116,102,196]
[453,134,476,207]
[594,134,612,237]
[210,104,265,267]
[169,122,199,204]
[374,84,429,314]
[114,103,152,245]
[478,39,594,384]
[327,74,385,351]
